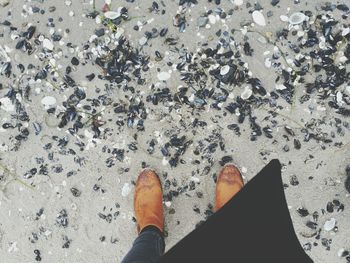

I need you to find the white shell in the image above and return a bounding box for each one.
[276,84,287,90]
[336,91,343,105]
[220,65,230,75]
[342,27,350,36]
[104,11,120,20]
[264,58,272,68]
[289,12,306,25]
[43,39,54,50]
[324,218,336,231]
[252,11,266,26]
[41,96,57,106]
[157,71,171,81]
[280,15,289,22]
[241,86,252,100]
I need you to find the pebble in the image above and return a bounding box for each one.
[121,183,131,197]
[157,71,171,81]
[271,0,280,6]
[71,57,79,66]
[41,96,57,106]
[43,38,54,50]
[252,11,266,26]
[197,16,209,27]
[95,28,105,37]
[280,15,289,22]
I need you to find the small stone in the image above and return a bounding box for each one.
[323,218,336,231]
[197,16,208,27]
[252,11,266,26]
[121,183,131,197]
[271,0,280,6]
[95,28,105,37]
[71,57,79,66]
[266,11,273,17]
[157,71,171,81]
[280,15,289,22]
[41,96,57,106]
[43,38,54,50]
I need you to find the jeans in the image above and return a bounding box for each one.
[121,226,165,263]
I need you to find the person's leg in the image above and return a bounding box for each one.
[121,169,165,263]
[121,226,165,263]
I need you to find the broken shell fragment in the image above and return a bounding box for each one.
[157,71,171,81]
[324,218,336,231]
[41,96,57,106]
[43,38,54,50]
[104,11,120,20]
[241,86,253,100]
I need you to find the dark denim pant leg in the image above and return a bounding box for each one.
[121,226,165,263]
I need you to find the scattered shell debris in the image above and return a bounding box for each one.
[0,0,349,262]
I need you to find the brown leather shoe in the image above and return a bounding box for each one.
[215,164,244,212]
[134,168,164,234]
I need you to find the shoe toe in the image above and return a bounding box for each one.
[137,169,159,185]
